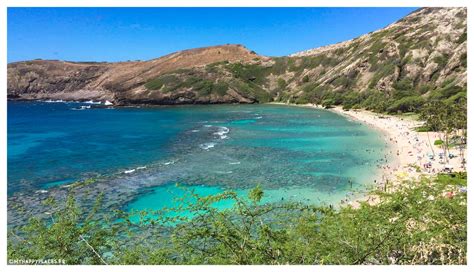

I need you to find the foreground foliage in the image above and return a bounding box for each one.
[8,173,467,265]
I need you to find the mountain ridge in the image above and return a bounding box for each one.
[7,7,467,110]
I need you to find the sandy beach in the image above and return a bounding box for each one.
[330,107,465,172]
[270,102,466,207]
[331,106,467,207]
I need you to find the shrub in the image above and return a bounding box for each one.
[387,96,425,113]
[415,126,431,132]
[213,81,229,96]
[144,74,178,90]
[193,79,214,96]
[8,174,467,265]
[227,63,270,85]
[456,32,467,44]
[277,78,287,90]
[433,54,449,69]
[460,53,467,67]
[322,98,336,108]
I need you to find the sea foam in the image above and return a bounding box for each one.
[44,99,65,103]
[200,142,216,150]
[213,126,230,139]
[71,105,91,110]
[84,100,102,105]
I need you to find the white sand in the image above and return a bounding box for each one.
[330,107,465,173]
[269,102,466,207]
[329,106,466,207]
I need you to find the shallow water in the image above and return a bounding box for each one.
[8,101,388,213]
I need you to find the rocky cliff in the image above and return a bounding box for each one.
[7,8,467,109]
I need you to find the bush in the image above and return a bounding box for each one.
[429,82,464,101]
[213,81,229,96]
[433,54,449,68]
[295,96,310,104]
[277,78,287,90]
[415,126,431,132]
[229,80,271,103]
[387,96,425,113]
[392,77,414,93]
[460,53,467,67]
[144,74,178,90]
[456,32,467,44]
[227,63,270,85]
[193,79,214,96]
[8,194,115,264]
[8,173,467,265]
[322,98,336,108]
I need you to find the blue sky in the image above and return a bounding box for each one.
[8,7,418,63]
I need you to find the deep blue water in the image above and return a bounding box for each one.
[8,101,388,208]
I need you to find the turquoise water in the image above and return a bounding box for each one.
[8,101,388,213]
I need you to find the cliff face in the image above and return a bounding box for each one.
[7,8,467,107]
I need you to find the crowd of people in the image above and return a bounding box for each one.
[331,107,466,207]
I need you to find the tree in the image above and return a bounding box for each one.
[420,99,466,164]
[386,96,425,113]
[8,194,114,265]
[8,173,467,265]
[453,97,467,169]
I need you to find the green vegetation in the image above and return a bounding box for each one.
[456,32,467,44]
[144,60,466,120]
[386,96,424,113]
[368,63,396,89]
[227,62,271,85]
[144,71,233,98]
[420,98,467,164]
[8,173,467,265]
[144,74,179,90]
[230,79,271,103]
[433,54,450,69]
[302,75,310,83]
[276,78,287,91]
[460,52,467,68]
[434,139,444,146]
[314,74,466,117]
[415,126,430,132]
[143,32,466,117]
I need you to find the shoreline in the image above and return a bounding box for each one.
[268,102,466,207]
[9,100,465,209]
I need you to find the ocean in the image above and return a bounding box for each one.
[8,101,388,215]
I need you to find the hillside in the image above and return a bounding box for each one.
[7,44,264,104]
[283,7,467,111]
[7,7,467,111]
